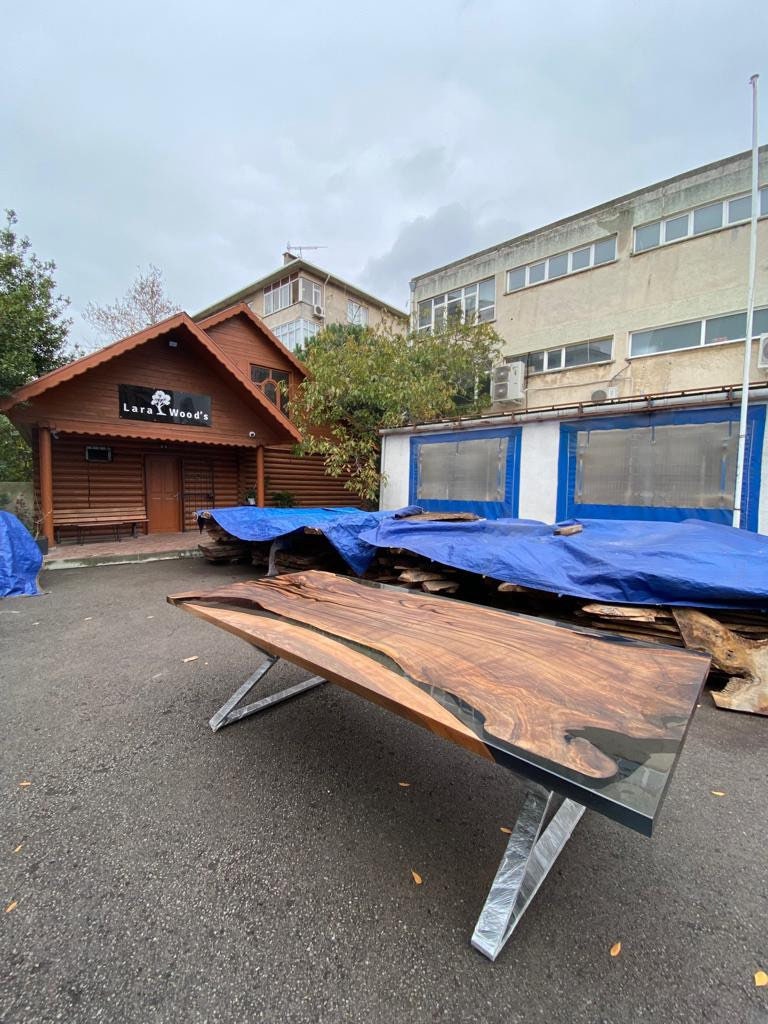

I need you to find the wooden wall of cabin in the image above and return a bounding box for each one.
[47,435,241,537]
[204,313,297,386]
[262,447,362,508]
[12,329,285,448]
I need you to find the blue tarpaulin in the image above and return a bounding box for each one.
[198,506,421,576]
[358,517,768,610]
[0,511,42,598]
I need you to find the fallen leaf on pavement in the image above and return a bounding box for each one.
[411,871,422,885]
[755,970,768,987]
[84,617,92,621]
[182,656,199,663]
[398,781,410,788]
[13,844,23,854]
[710,790,726,797]
[19,781,32,788]
[610,941,622,957]
[146,615,154,619]
[5,901,18,913]
[500,827,512,834]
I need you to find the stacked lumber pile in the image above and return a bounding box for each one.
[196,520,252,564]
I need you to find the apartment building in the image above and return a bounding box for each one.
[383,150,768,532]
[412,148,768,408]
[197,252,407,352]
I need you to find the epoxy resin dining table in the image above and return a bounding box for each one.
[168,571,710,961]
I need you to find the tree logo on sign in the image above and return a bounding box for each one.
[150,390,171,416]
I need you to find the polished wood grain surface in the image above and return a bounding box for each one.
[169,571,709,784]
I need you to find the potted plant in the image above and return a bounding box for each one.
[271,491,296,508]
[243,488,257,506]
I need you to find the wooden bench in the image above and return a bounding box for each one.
[54,507,148,544]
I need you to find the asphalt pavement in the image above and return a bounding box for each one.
[1,559,766,1024]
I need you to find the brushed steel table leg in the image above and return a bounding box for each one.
[208,654,326,732]
[471,789,585,962]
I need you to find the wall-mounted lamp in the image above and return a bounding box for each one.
[168,339,178,348]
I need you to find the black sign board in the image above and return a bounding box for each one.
[119,385,211,427]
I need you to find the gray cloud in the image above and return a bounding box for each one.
[394,147,452,197]
[361,204,522,309]
[2,0,765,345]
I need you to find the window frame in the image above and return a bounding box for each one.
[629,307,768,359]
[347,299,369,326]
[408,426,521,518]
[525,337,614,375]
[556,406,766,531]
[271,318,320,352]
[633,185,768,254]
[250,364,292,411]
[264,274,324,316]
[506,236,617,293]
[416,277,496,333]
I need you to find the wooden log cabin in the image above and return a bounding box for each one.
[0,303,358,547]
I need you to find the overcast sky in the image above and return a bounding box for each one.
[3,0,766,344]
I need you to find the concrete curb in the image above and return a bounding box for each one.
[43,547,203,571]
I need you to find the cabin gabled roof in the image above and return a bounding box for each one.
[196,301,308,377]
[0,310,302,443]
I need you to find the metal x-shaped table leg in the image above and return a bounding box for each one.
[471,788,585,961]
[208,654,326,732]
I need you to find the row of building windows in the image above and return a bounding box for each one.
[629,307,768,357]
[269,303,369,352]
[417,184,767,319]
[507,237,617,292]
[271,318,321,352]
[516,306,768,375]
[634,186,768,253]
[417,278,495,332]
[526,337,613,374]
[264,274,323,316]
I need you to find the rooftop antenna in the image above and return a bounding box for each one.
[286,242,328,259]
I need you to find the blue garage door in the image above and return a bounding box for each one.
[557,406,765,530]
[409,427,522,519]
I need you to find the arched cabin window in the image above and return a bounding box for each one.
[251,366,291,413]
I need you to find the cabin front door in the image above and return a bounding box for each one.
[145,455,181,533]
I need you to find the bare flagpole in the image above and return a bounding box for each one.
[732,73,760,529]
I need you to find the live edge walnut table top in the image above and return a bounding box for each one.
[168,570,710,836]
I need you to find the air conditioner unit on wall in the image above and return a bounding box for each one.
[491,361,525,403]
[757,334,768,370]
[590,386,619,403]
[313,305,325,318]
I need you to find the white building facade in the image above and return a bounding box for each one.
[385,151,768,532]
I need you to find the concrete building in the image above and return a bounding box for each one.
[384,150,768,532]
[197,252,407,351]
[412,148,768,410]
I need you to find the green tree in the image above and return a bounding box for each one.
[0,210,72,398]
[0,210,73,481]
[292,320,502,504]
[0,420,32,480]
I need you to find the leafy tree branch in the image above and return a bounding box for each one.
[292,321,502,504]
